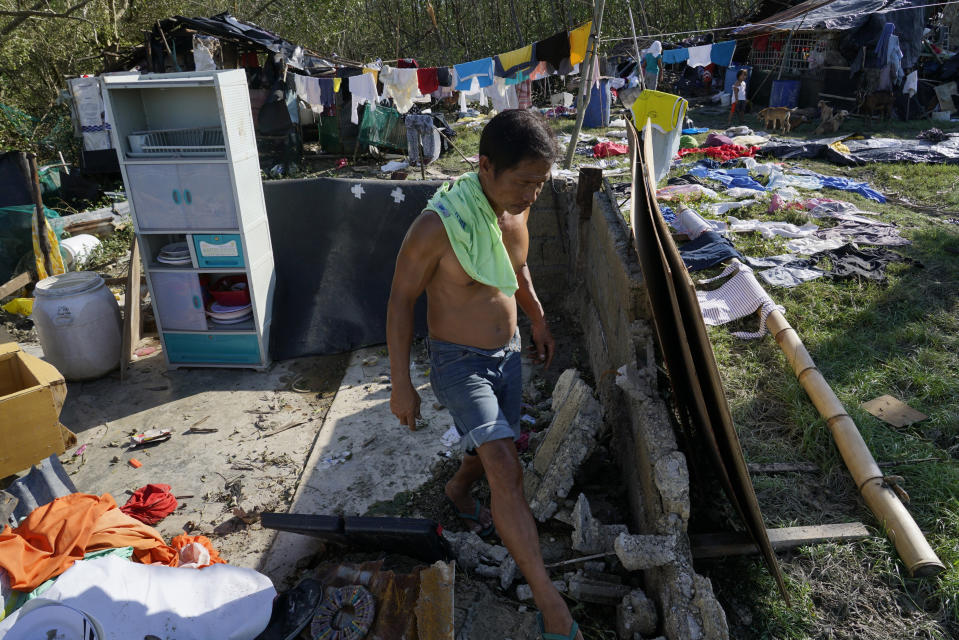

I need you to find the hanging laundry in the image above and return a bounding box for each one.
[406,114,440,165]
[631,90,686,133]
[436,67,453,87]
[535,30,572,74]
[753,35,769,52]
[569,22,592,66]
[678,230,743,271]
[687,44,712,68]
[495,44,536,78]
[362,66,379,84]
[662,47,689,64]
[903,70,918,96]
[348,72,379,124]
[454,57,495,92]
[710,41,737,67]
[397,58,419,68]
[458,88,488,111]
[485,79,518,112]
[504,70,529,85]
[380,65,421,114]
[516,78,533,109]
[417,67,439,94]
[319,79,336,106]
[332,77,342,92]
[695,260,784,339]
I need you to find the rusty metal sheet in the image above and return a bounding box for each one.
[627,120,788,602]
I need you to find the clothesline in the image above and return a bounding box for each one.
[601,0,959,43]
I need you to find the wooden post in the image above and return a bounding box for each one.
[626,0,644,75]
[120,235,142,383]
[563,0,607,169]
[19,153,53,278]
[575,167,603,219]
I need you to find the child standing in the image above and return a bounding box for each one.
[728,69,748,125]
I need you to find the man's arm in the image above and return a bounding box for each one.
[387,211,445,429]
[515,262,555,369]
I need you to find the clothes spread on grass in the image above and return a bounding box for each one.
[758,263,826,288]
[348,72,378,124]
[677,144,760,162]
[695,260,785,339]
[678,230,743,271]
[0,493,178,591]
[593,141,629,158]
[0,555,275,639]
[807,244,920,280]
[425,172,518,297]
[119,484,177,526]
[379,66,421,114]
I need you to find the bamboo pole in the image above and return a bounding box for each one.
[765,308,945,577]
[562,0,607,169]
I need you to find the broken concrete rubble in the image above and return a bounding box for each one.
[515,580,566,602]
[617,588,659,638]
[442,530,517,589]
[566,570,631,605]
[571,493,629,554]
[614,532,677,571]
[524,369,604,521]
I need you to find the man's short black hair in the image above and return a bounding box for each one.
[479,110,559,174]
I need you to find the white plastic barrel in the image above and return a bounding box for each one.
[32,271,122,380]
[59,234,101,268]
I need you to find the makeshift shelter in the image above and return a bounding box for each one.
[734,0,930,109]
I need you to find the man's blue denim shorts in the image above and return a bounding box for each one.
[428,330,522,453]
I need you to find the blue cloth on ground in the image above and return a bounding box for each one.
[679,230,743,271]
[662,48,689,64]
[710,41,737,66]
[689,166,767,191]
[682,127,708,134]
[454,58,494,91]
[660,204,676,224]
[816,174,886,203]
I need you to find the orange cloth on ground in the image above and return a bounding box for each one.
[0,493,178,591]
[171,534,227,568]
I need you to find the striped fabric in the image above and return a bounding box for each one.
[696,260,784,339]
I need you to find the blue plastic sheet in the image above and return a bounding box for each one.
[688,166,767,191]
[682,127,709,134]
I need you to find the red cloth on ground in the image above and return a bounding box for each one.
[0,493,178,591]
[171,534,227,568]
[676,144,760,162]
[417,67,439,94]
[120,483,178,525]
[593,141,629,158]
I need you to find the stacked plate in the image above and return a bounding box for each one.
[157,241,191,266]
[207,300,252,326]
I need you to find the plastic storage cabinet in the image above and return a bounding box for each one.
[102,70,275,369]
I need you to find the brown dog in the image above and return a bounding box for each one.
[817,100,833,126]
[757,106,791,133]
[858,90,896,125]
[814,109,849,135]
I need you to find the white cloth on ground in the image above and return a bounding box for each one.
[687,44,712,68]
[380,66,421,114]
[349,72,379,124]
[726,216,819,239]
[786,236,846,254]
[706,199,758,216]
[0,555,276,640]
[696,260,785,339]
[759,264,825,288]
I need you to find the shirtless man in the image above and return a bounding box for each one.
[387,110,582,640]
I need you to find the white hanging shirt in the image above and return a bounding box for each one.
[379,66,421,114]
[349,72,379,124]
[687,44,712,69]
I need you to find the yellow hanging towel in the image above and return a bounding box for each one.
[631,90,686,134]
[31,209,65,280]
[569,22,592,66]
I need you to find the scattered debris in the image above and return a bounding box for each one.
[571,493,628,554]
[130,428,172,446]
[617,589,659,638]
[128,458,143,468]
[861,394,928,428]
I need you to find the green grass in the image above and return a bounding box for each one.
[674,106,959,638]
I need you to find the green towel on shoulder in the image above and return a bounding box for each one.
[425,172,519,297]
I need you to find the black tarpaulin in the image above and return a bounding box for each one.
[263,177,441,360]
[761,135,959,164]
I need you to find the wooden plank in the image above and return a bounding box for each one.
[691,523,871,559]
[120,235,142,383]
[575,167,604,219]
[0,272,33,301]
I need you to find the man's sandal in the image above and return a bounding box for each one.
[536,612,579,640]
[447,497,495,537]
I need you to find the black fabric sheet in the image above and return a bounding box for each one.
[263,177,442,359]
[0,152,32,207]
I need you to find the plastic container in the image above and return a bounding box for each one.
[60,233,101,268]
[32,271,121,381]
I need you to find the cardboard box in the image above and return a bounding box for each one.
[0,342,75,478]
